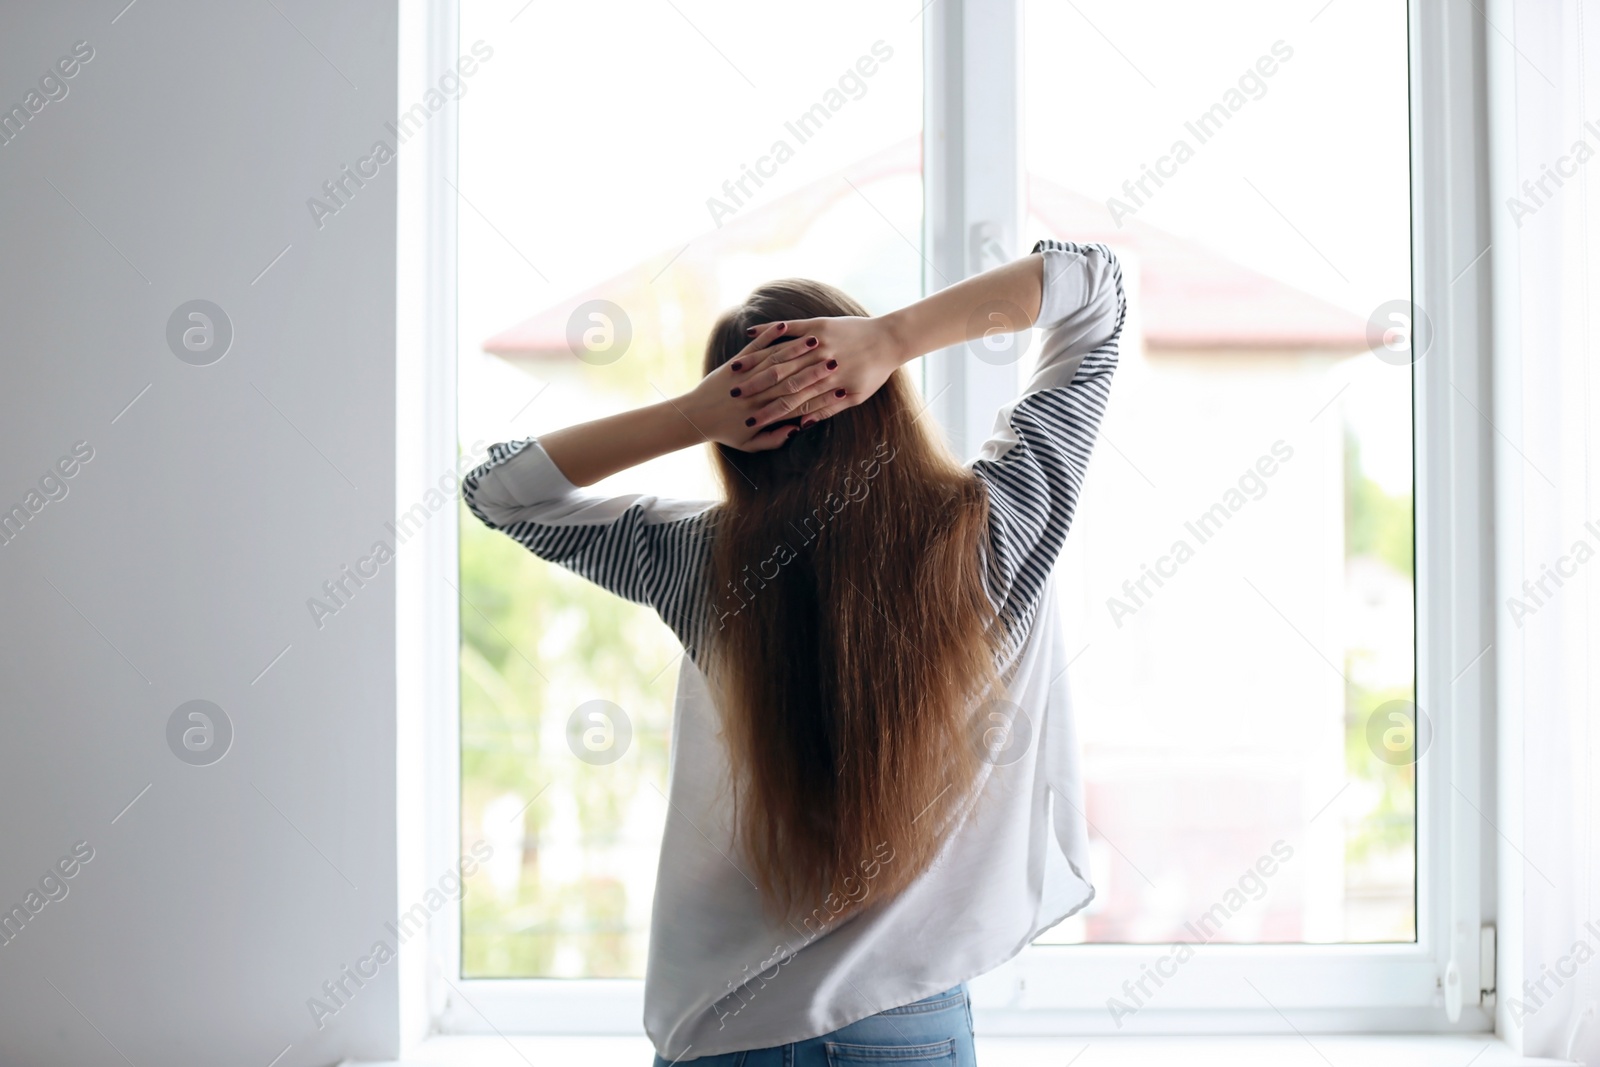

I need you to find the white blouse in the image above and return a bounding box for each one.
[462,240,1126,1060]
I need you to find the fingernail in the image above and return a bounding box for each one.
[730,361,743,371]
[834,389,846,398]
[730,388,741,397]
[806,337,818,348]
[746,327,758,336]
[787,427,798,438]
[745,417,757,427]
[801,419,815,429]
[826,359,838,370]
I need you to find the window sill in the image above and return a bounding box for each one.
[350,1034,1569,1067]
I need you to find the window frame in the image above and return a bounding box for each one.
[402,0,1499,1037]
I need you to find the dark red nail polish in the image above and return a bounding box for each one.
[746,327,758,336]
[806,337,818,348]
[787,427,798,438]
[801,419,814,429]
[745,417,756,427]
[730,388,741,397]
[730,361,743,371]
[826,359,837,370]
[834,389,846,398]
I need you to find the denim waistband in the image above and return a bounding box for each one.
[875,984,967,1016]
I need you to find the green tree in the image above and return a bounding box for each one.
[458,499,681,977]
[1340,428,1416,940]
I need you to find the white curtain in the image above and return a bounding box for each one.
[1495,1,1600,1061]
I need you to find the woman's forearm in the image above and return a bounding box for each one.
[881,253,1044,363]
[533,255,1046,485]
[538,398,704,488]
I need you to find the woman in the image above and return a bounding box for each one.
[463,239,1124,1064]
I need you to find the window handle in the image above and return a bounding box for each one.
[968,221,1009,276]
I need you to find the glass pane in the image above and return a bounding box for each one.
[1022,0,1415,945]
[457,0,924,977]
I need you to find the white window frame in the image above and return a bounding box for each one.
[398,0,1498,1038]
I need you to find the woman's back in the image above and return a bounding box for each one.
[461,239,1125,1059]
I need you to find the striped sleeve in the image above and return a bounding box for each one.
[969,239,1125,651]
[460,438,716,653]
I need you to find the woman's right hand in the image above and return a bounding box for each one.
[678,324,842,451]
[734,315,909,428]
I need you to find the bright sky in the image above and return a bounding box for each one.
[456,0,1413,493]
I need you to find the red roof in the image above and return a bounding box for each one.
[484,137,1365,361]
[1027,177,1368,350]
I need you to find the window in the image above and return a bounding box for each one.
[418,0,1495,1035]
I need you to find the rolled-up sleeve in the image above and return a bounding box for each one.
[969,240,1125,647]
[461,438,717,651]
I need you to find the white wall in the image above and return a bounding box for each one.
[0,4,399,1065]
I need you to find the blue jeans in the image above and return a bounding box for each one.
[654,985,976,1066]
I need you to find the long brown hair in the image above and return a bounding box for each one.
[701,279,1003,926]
